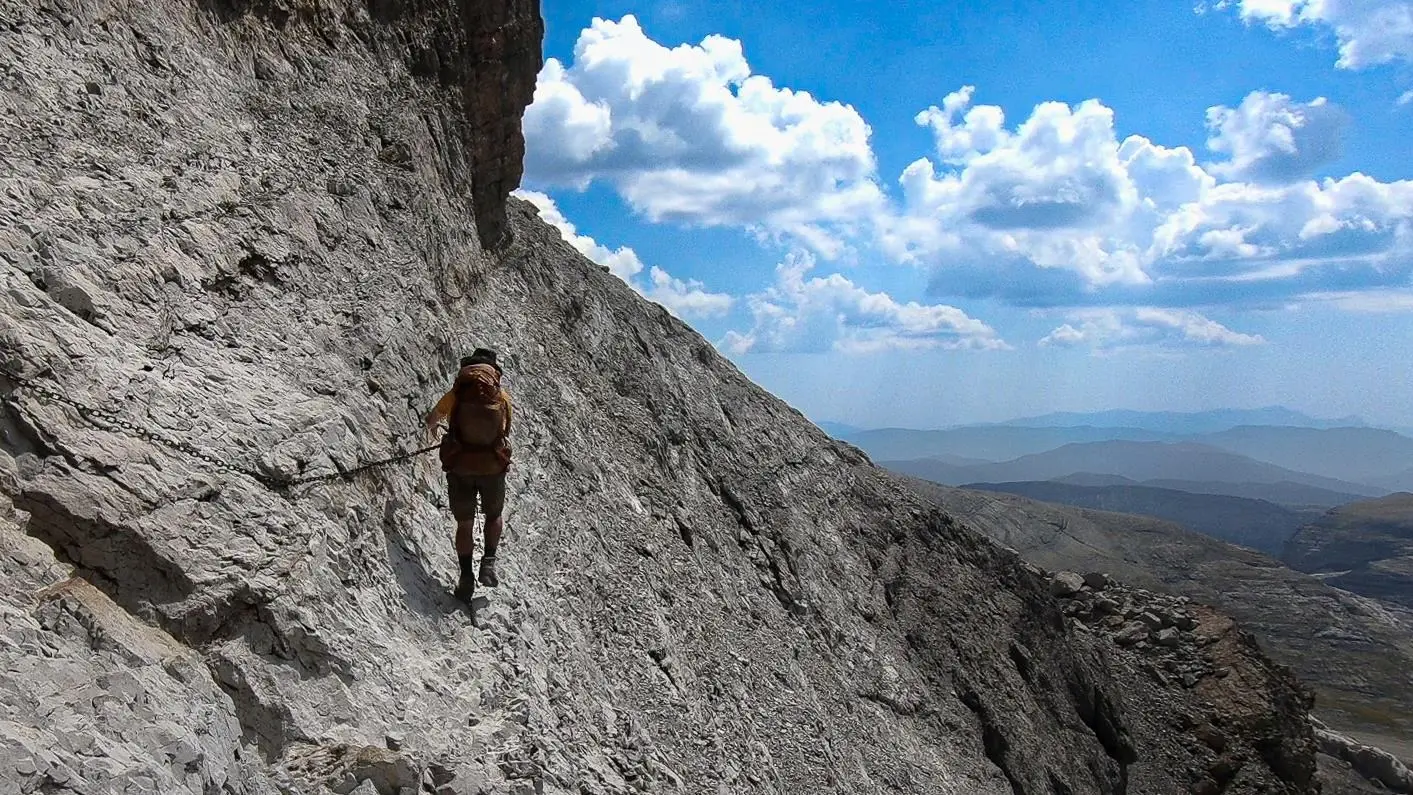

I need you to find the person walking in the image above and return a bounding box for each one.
[426,348,513,601]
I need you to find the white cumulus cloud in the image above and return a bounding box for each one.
[1039,308,1266,350]
[516,190,733,320]
[890,87,1191,292]
[722,252,1008,354]
[644,266,734,319]
[1224,0,1413,69]
[1205,91,1346,183]
[893,87,1413,309]
[525,19,1413,327]
[522,15,886,255]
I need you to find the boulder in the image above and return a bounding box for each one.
[1050,572,1086,597]
[1083,572,1111,591]
[1116,622,1150,646]
[1138,612,1166,630]
[1155,628,1181,647]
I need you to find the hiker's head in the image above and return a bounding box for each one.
[461,348,502,375]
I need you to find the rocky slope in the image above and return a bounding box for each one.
[1046,574,1315,795]
[0,1,1328,793]
[1284,493,1413,609]
[913,482,1413,777]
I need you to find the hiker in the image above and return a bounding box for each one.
[425,348,513,601]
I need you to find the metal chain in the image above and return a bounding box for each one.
[0,366,439,492]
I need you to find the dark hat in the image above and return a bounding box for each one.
[460,347,502,374]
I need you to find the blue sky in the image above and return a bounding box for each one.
[517,0,1413,429]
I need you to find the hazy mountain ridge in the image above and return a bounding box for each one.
[961,480,1314,555]
[883,441,1386,497]
[845,417,1413,495]
[985,408,1371,434]
[845,425,1182,462]
[826,408,1374,438]
[1198,426,1413,485]
[1047,474,1369,508]
[1368,466,1413,492]
[1137,480,1373,508]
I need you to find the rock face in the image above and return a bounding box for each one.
[1051,575,1318,794]
[1284,493,1413,610]
[0,2,1322,794]
[1312,718,1413,794]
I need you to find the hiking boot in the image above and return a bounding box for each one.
[478,555,498,588]
[453,571,476,602]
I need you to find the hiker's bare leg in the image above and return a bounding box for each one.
[448,473,480,599]
[455,518,477,556]
[477,474,507,588]
[478,513,503,587]
[482,514,503,557]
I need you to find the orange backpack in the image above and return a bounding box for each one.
[439,364,510,474]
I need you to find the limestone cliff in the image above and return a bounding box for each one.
[1,2,1322,794]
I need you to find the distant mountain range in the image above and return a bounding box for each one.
[840,409,1413,498]
[818,407,1375,439]
[979,407,1370,434]
[1197,426,1413,486]
[814,420,865,437]
[848,424,1413,479]
[842,425,1178,462]
[882,440,1387,498]
[1370,466,1413,492]
[961,479,1318,555]
[1052,474,1370,508]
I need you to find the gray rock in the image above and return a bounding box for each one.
[1094,596,1121,615]
[1083,572,1111,591]
[1115,622,1150,646]
[1155,628,1181,647]
[1313,721,1413,793]
[1138,612,1166,630]
[1050,571,1085,597]
[1195,724,1227,753]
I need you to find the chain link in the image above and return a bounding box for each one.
[0,366,439,492]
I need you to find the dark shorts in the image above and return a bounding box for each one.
[446,472,506,521]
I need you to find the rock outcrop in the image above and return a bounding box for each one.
[1048,571,1317,794]
[1283,492,1413,610]
[0,1,1326,793]
[917,481,1413,753]
[1312,718,1413,793]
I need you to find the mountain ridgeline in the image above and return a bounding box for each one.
[881,441,1387,499]
[0,2,1363,794]
[848,422,1413,496]
[959,480,1316,556]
